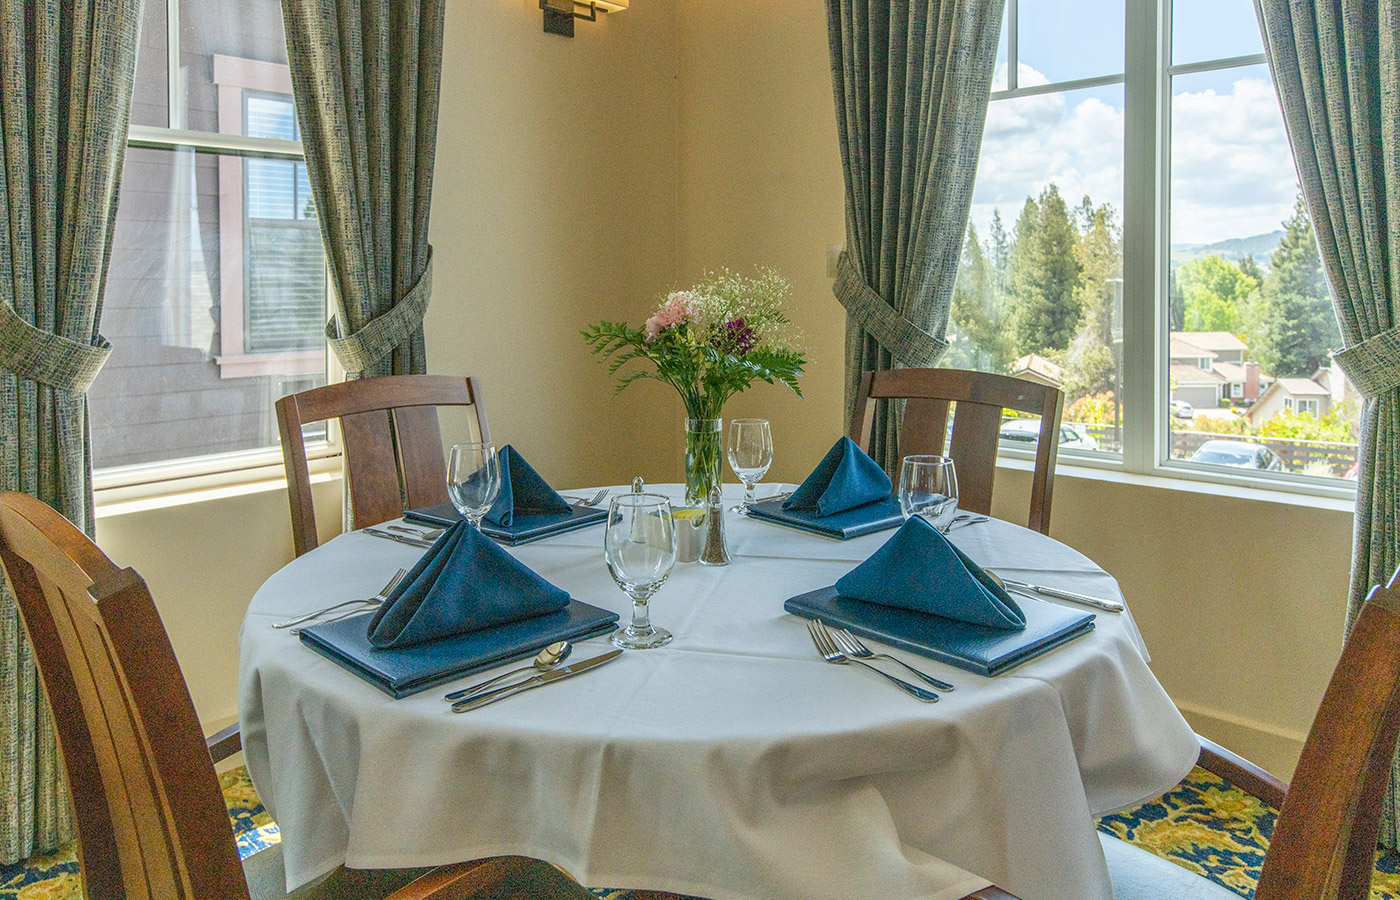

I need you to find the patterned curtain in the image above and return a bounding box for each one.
[826,0,1004,471]
[0,0,140,863]
[1254,0,1400,846]
[280,0,445,379]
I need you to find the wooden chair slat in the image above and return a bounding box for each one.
[341,409,406,532]
[945,401,1003,517]
[394,405,450,512]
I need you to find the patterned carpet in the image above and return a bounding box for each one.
[4,765,1400,899]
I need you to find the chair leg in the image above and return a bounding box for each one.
[389,857,592,900]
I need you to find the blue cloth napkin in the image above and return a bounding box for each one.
[835,516,1026,630]
[483,445,572,527]
[366,520,571,648]
[783,437,893,517]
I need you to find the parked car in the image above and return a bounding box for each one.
[1170,400,1194,420]
[999,418,1100,451]
[1188,439,1282,471]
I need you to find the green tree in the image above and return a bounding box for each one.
[1177,255,1257,332]
[1256,195,1341,376]
[1061,199,1121,400]
[1167,268,1186,332]
[1006,184,1083,355]
[946,222,1012,371]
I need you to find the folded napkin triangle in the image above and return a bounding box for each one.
[366,520,571,648]
[484,445,572,527]
[835,516,1026,631]
[783,437,892,517]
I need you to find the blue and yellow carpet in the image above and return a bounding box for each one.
[5,766,1400,899]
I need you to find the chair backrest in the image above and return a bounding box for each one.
[276,374,491,556]
[1255,571,1400,900]
[849,368,1064,534]
[0,492,249,900]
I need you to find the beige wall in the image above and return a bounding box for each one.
[92,0,1352,780]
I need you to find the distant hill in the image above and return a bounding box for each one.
[1171,230,1284,270]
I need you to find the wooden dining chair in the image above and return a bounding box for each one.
[276,375,491,556]
[959,565,1400,900]
[0,490,592,900]
[849,368,1064,534]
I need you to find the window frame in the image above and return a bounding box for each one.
[96,0,338,500]
[989,0,1354,502]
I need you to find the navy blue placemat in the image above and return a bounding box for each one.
[299,599,619,697]
[404,502,608,545]
[784,587,1094,676]
[745,496,904,540]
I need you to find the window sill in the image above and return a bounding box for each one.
[94,448,341,518]
[997,453,1356,514]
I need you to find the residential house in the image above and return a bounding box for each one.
[1010,353,1064,389]
[1246,357,1358,426]
[1168,331,1268,410]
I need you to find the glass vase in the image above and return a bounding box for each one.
[684,417,723,506]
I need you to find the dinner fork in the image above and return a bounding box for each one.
[807,620,938,702]
[564,489,608,507]
[273,568,407,630]
[831,629,954,692]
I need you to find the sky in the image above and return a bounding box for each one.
[965,0,1300,248]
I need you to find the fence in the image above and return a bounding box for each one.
[1060,423,1356,476]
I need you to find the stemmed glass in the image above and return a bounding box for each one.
[604,493,677,649]
[447,442,501,528]
[726,418,773,514]
[898,455,959,533]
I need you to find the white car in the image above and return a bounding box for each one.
[1189,439,1283,471]
[999,418,1100,451]
[1170,400,1194,419]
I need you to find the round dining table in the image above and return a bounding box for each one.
[238,484,1199,900]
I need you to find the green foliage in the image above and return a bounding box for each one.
[1177,255,1258,332]
[1007,185,1084,355]
[581,269,806,420]
[1064,392,1118,425]
[1186,414,1251,436]
[1061,199,1121,398]
[946,223,1014,371]
[1258,409,1353,443]
[1254,195,1341,376]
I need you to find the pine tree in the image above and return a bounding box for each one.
[1258,195,1341,376]
[1006,184,1084,355]
[1061,200,1121,400]
[947,223,1013,371]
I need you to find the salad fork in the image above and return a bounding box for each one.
[807,620,938,702]
[831,629,954,691]
[564,489,608,507]
[273,568,406,630]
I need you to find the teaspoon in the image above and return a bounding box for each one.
[443,641,573,702]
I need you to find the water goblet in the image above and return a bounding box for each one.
[604,493,677,650]
[447,442,501,528]
[898,455,959,533]
[727,418,773,514]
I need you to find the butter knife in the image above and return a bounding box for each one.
[997,577,1125,613]
[451,649,623,712]
[362,527,434,549]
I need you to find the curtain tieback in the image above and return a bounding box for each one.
[833,252,946,369]
[1332,324,1400,399]
[0,301,111,392]
[326,248,434,376]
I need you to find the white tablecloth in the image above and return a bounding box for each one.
[239,485,1198,900]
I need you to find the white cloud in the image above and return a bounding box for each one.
[967,67,1299,246]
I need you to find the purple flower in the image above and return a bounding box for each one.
[725,318,756,355]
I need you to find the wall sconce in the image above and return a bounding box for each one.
[540,0,627,38]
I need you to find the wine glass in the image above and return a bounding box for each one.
[898,455,959,533]
[604,493,677,649]
[727,418,773,514]
[447,442,501,528]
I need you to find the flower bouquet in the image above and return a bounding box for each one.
[582,268,806,504]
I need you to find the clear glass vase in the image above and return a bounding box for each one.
[684,417,723,506]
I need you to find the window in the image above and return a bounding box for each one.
[950,0,1355,493]
[89,0,329,476]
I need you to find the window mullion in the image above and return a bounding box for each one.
[1120,0,1166,474]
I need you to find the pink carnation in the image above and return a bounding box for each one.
[644,291,699,342]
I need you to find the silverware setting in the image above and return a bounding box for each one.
[807,619,939,702]
[451,648,624,712]
[363,527,435,548]
[950,513,990,529]
[830,629,954,691]
[444,640,573,701]
[388,523,444,540]
[984,569,1125,613]
[274,568,408,631]
[563,489,608,507]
